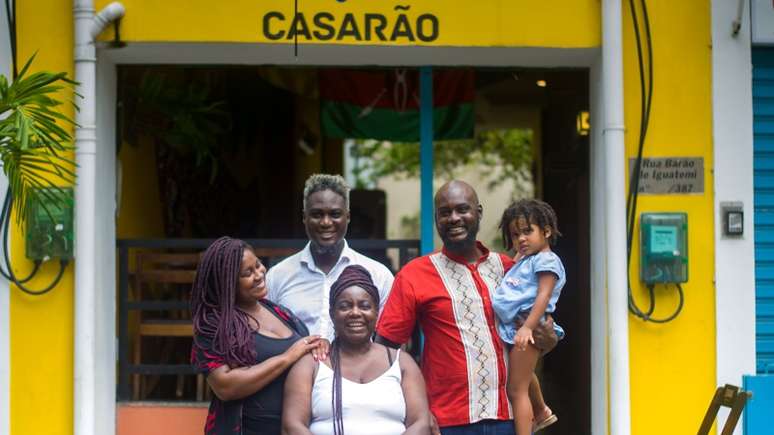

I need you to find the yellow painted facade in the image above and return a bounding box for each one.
[11,1,716,434]
[94,0,600,48]
[621,1,715,434]
[11,1,75,435]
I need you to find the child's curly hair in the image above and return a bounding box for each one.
[499,199,561,250]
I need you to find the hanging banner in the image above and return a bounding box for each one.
[319,68,474,141]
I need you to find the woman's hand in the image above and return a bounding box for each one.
[285,335,321,363]
[207,336,320,402]
[514,326,534,351]
[311,338,330,362]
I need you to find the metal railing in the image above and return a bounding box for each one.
[116,238,420,401]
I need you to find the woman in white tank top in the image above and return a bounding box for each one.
[282,265,431,435]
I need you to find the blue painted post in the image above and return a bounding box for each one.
[420,66,434,255]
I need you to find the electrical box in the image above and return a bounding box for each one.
[639,213,688,284]
[25,187,74,260]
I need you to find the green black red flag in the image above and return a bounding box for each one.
[319,68,475,141]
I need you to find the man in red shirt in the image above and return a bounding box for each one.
[376,180,557,435]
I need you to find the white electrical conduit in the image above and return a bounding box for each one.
[73,2,124,435]
[602,0,631,434]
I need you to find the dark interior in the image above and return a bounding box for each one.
[117,66,590,435]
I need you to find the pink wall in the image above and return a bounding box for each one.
[117,404,208,435]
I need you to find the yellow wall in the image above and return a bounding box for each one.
[622,1,715,434]
[12,1,75,435]
[117,136,164,239]
[94,0,600,48]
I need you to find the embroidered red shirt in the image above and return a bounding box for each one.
[376,242,515,428]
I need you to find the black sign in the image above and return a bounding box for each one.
[262,6,440,43]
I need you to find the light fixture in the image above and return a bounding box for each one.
[536,79,547,88]
[576,110,590,136]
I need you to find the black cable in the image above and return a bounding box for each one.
[5,261,40,283]
[626,0,652,256]
[0,192,40,283]
[0,1,68,296]
[631,284,684,323]
[626,0,652,320]
[627,0,654,252]
[12,260,68,296]
[626,0,655,319]
[4,0,15,78]
[624,0,682,323]
[0,188,69,295]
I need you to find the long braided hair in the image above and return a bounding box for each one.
[328,265,381,435]
[191,236,258,368]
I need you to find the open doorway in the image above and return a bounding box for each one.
[114,65,589,435]
[534,69,591,435]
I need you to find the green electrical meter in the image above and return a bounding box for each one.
[639,213,688,284]
[25,187,74,261]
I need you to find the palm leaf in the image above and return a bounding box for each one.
[0,55,79,224]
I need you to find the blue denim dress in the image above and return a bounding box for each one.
[492,251,566,344]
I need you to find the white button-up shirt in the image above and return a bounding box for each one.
[266,240,394,340]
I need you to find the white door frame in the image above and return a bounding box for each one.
[0,3,12,435]
[95,42,603,434]
[711,1,756,434]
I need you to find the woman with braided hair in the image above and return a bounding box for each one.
[282,265,431,435]
[191,236,327,435]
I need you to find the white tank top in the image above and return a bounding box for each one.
[309,349,407,435]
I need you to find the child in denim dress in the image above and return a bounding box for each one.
[492,199,565,435]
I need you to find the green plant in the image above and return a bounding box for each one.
[350,128,533,192]
[124,72,230,181]
[0,54,78,222]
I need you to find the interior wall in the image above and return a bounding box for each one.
[292,92,324,237]
[116,67,314,240]
[117,135,165,239]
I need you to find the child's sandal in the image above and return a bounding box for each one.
[533,407,558,432]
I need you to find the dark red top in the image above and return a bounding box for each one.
[191,300,308,435]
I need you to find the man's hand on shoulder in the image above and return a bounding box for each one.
[515,315,558,354]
